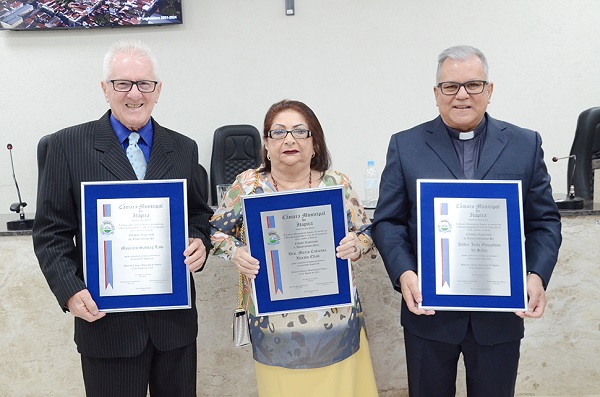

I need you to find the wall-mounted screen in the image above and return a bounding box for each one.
[0,0,182,31]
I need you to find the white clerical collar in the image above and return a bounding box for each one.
[459,131,475,140]
[446,117,487,141]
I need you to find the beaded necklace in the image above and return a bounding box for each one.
[271,171,312,192]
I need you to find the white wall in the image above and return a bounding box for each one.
[2,0,600,212]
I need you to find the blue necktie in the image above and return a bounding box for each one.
[127,132,146,180]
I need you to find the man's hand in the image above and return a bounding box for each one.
[66,289,106,323]
[399,270,435,316]
[516,273,546,319]
[184,238,207,272]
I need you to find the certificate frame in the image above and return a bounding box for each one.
[241,186,353,316]
[417,179,527,311]
[81,179,190,312]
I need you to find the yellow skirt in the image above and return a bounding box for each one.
[254,329,378,397]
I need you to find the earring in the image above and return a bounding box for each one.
[312,152,316,158]
[267,153,271,161]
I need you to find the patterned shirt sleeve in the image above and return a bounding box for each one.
[209,169,265,260]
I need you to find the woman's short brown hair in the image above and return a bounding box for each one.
[259,99,331,174]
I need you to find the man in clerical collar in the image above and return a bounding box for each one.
[372,45,561,397]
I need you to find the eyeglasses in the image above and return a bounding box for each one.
[437,80,488,95]
[268,129,312,140]
[109,80,158,93]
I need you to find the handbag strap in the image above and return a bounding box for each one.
[237,170,260,310]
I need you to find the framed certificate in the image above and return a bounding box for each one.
[81,179,191,312]
[417,180,527,311]
[242,186,353,316]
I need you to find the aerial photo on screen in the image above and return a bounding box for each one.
[0,0,182,30]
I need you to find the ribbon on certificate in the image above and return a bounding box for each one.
[441,238,450,287]
[102,203,114,290]
[270,250,283,294]
[265,215,283,293]
[440,202,450,288]
[441,202,448,216]
[104,240,114,289]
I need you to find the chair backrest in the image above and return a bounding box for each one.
[568,107,600,200]
[37,134,52,189]
[209,125,262,205]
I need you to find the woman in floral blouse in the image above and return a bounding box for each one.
[210,99,378,397]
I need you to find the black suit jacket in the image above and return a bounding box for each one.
[33,111,213,358]
[372,114,562,345]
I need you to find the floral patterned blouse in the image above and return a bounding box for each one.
[210,168,375,369]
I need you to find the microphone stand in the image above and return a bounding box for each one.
[6,143,34,231]
[555,154,584,210]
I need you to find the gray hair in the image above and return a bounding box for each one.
[436,45,488,83]
[102,40,160,81]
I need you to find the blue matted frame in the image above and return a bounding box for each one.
[81,179,190,312]
[417,179,527,311]
[242,186,352,315]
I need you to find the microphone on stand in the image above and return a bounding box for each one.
[552,154,584,209]
[6,143,34,230]
[551,155,575,161]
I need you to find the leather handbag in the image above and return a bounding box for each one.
[233,273,251,347]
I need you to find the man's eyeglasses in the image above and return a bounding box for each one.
[437,80,488,96]
[268,129,312,140]
[109,80,158,93]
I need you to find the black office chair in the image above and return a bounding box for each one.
[209,125,262,205]
[567,107,600,200]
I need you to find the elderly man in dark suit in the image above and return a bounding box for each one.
[33,40,212,397]
[372,45,561,397]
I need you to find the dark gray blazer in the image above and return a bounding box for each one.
[372,114,562,345]
[33,110,213,358]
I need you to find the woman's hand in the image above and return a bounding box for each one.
[233,246,260,279]
[336,231,362,261]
